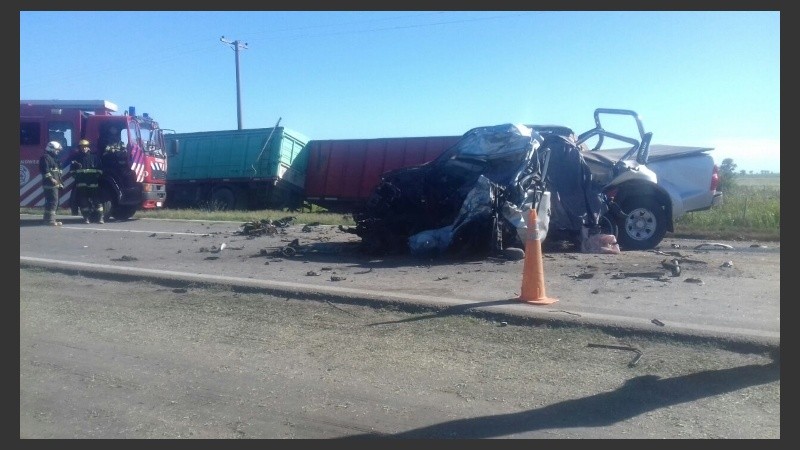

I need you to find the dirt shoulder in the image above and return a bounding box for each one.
[20,268,780,438]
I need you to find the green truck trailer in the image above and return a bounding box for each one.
[164,127,309,210]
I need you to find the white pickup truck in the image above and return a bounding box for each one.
[577,109,724,250]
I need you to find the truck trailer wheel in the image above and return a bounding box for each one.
[211,187,236,211]
[616,197,667,250]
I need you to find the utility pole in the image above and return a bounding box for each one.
[220,36,248,130]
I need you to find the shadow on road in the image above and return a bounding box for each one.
[339,361,780,439]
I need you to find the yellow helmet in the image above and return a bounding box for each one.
[79,139,91,147]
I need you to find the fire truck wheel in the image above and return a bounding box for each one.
[111,205,137,221]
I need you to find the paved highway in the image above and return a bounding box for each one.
[20,214,780,348]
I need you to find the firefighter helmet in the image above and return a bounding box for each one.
[45,141,62,154]
[79,139,91,148]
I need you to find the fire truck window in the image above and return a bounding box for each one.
[20,122,40,146]
[48,121,74,150]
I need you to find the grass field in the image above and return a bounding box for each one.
[734,174,780,187]
[673,174,779,241]
[20,174,779,242]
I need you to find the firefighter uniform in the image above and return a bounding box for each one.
[39,141,64,226]
[71,140,104,224]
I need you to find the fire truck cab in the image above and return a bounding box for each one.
[20,100,167,220]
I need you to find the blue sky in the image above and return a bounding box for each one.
[20,11,780,173]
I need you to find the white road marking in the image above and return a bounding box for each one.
[60,226,209,236]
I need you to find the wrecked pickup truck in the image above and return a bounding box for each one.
[348,108,722,256]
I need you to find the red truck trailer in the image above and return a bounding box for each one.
[304,135,461,212]
[20,100,168,220]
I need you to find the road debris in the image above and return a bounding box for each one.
[587,343,643,367]
[684,277,704,284]
[111,255,138,262]
[570,272,595,280]
[661,259,682,276]
[651,318,665,326]
[237,218,296,237]
[694,242,734,250]
[721,260,734,268]
[611,271,669,280]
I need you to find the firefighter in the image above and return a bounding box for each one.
[71,139,104,224]
[39,141,64,226]
[101,126,127,168]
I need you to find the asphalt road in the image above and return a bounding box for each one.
[20,214,780,348]
[19,214,781,438]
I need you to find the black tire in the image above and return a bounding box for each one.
[211,187,236,211]
[111,205,137,221]
[616,197,667,250]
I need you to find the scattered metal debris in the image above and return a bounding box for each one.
[721,261,734,268]
[651,318,665,327]
[653,250,684,257]
[677,258,708,265]
[330,275,347,282]
[661,259,681,276]
[301,222,321,232]
[611,271,668,280]
[503,247,525,261]
[570,272,595,280]
[684,277,704,284]
[237,219,281,236]
[587,343,643,367]
[694,242,734,250]
[111,255,138,262]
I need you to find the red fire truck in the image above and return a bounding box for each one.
[20,100,168,220]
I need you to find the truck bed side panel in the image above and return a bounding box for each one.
[647,153,717,216]
[166,127,308,191]
[305,136,460,204]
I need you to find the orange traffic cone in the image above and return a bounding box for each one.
[518,208,558,305]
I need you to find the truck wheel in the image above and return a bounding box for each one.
[616,197,666,250]
[211,187,236,211]
[111,205,137,221]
